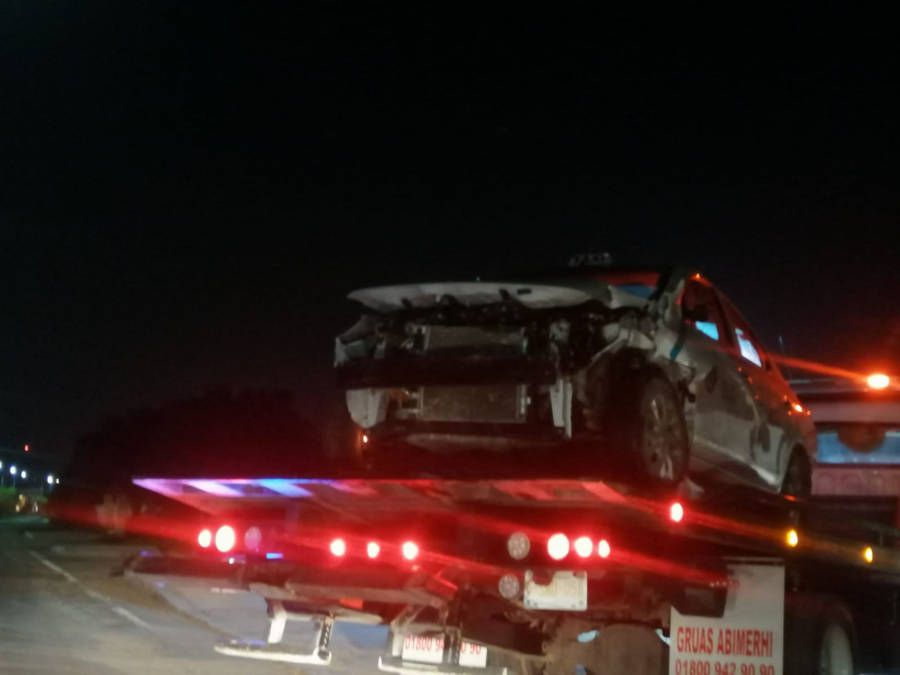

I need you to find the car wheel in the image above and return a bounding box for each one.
[781,449,812,498]
[614,373,689,485]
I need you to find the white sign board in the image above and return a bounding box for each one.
[670,563,784,675]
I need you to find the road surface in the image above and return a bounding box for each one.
[0,515,386,674]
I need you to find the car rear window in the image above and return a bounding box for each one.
[593,272,661,298]
[816,423,900,464]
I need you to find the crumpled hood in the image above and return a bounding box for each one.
[347,280,649,312]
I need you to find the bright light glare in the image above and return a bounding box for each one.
[597,539,611,559]
[669,502,685,523]
[366,541,380,559]
[786,529,799,548]
[361,433,369,445]
[401,541,419,561]
[329,538,347,557]
[867,373,891,390]
[20,470,27,479]
[863,546,874,564]
[9,465,16,476]
[547,533,570,561]
[214,525,236,553]
[573,536,593,558]
[197,528,213,548]
[46,474,54,485]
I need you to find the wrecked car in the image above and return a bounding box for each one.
[335,265,816,496]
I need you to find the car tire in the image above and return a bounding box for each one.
[611,372,689,485]
[781,449,812,498]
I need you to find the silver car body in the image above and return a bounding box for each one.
[336,266,816,492]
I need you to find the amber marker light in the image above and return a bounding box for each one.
[786,529,799,548]
[863,546,874,564]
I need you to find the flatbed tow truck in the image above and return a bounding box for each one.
[132,469,900,675]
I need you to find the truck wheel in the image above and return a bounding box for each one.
[613,374,689,485]
[819,622,854,675]
[781,449,811,498]
[785,594,855,675]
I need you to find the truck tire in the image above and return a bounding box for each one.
[610,373,689,485]
[785,594,855,675]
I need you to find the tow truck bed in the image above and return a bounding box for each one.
[133,476,900,674]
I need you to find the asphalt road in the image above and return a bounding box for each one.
[0,515,387,674]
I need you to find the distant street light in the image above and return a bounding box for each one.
[55,477,60,484]
[47,474,55,485]
[10,465,17,475]
[21,470,28,480]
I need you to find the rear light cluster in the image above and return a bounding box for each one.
[329,538,420,562]
[508,532,612,562]
[547,533,613,561]
[196,524,265,555]
[196,525,421,563]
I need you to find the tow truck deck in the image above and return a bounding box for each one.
[132,475,900,674]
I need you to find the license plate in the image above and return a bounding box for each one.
[523,570,588,610]
[401,634,488,668]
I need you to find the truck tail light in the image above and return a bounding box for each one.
[597,539,611,558]
[366,541,381,559]
[547,533,569,561]
[197,528,212,549]
[329,538,347,557]
[669,502,685,523]
[573,536,593,558]
[507,532,530,560]
[214,525,236,553]
[244,526,262,551]
[401,541,419,561]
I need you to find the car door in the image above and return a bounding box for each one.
[679,278,758,481]
[717,295,791,489]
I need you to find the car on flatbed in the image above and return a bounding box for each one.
[336,263,816,496]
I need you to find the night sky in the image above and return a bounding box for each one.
[2,4,898,458]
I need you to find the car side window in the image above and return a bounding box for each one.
[719,296,767,368]
[681,279,727,342]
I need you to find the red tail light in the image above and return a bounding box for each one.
[329,538,347,557]
[214,525,236,553]
[573,536,593,558]
[547,533,569,561]
[598,539,611,559]
[669,501,685,523]
[366,542,381,559]
[401,541,419,561]
[197,528,212,549]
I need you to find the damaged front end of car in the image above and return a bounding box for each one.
[335,276,693,475]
